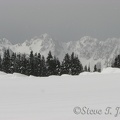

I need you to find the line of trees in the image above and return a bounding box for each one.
[112,55,120,68]
[0,49,84,77]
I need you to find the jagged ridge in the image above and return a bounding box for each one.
[0,34,120,70]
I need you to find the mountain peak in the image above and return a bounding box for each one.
[80,36,98,41]
[29,33,53,42]
[40,33,49,39]
[0,38,12,45]
[79,36,98,45]
[40,33,52,40]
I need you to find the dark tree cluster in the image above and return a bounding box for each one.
[84,64,101,72]
[112,55,120,68]
[0,49,83,77]
[84,65,90,72]
[93,64,101,72]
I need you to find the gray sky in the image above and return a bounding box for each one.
[0,0,120,43]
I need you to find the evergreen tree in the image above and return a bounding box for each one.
[70,52,83,75]
[41,56,47,76]
[98,68,101,72]
[54,57,61,75]
[112,55,120,68]
[88,64,90,72]
[2,49,11,73]
[20,54,27,74]
[37,53,42,76]
[15,54,21,73]
[0,55,2,71]
[94,64,97,72]
[25,59,31,76]
[46,51,55,76]
[29,51,34,75]
[84,65,88,71]
[34,53,39,76]
[9,52,16,73]
[61,53,71,75]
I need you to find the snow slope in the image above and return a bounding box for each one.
[0,68,120,120]
[10,33,65,59]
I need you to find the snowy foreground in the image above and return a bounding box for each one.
[0,68,120,120]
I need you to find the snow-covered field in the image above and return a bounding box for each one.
[0,68,120,120]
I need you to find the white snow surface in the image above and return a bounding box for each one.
[0,68,120,120]
[102,67,120,74]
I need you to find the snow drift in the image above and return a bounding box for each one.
[0,67,120,120]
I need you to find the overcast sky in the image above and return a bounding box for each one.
[0,0,120,43]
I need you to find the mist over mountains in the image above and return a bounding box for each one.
[0,33,120,70]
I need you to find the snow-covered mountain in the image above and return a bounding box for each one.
[0,38,13,56]
[63,36,120,70]
[0,33,120,70]
[10,33,65,59]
